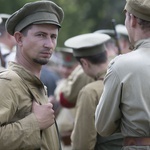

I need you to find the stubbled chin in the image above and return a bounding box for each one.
[33,58,49,65]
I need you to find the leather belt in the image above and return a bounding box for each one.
[124,137,150,146]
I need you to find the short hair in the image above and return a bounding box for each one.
[76,50,107,65]
[20,24,33,36]
[136,17,150,30]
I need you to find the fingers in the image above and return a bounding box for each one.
[32,100,55,129]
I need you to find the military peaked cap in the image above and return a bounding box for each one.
[6,0,64,35]
[64,33,111,57]
[125,0,150,21]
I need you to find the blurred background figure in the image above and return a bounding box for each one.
[94,23,131,58]
[40,65,61,97]
[94,29,118,61]
[115,24,131,54]
[0,13,16,68]
[56,47,78,79]
[53,46,79,108]
[46,47,78,150]
[54,62,94,150]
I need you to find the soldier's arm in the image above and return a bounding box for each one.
[0,79,41,149]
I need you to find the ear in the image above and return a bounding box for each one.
[130,14,137,27]
[13,31,23,46]
[80,58,87,67]
[80,58,91,70]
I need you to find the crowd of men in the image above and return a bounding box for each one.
[0,0,150,150]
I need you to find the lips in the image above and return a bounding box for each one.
[40,51,52,57]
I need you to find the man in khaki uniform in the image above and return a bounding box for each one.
[0,1,64,149]
[64,33,123,150]
[95,0,150,149]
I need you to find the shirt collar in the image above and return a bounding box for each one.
[8,61,43,86]
[94,71,106,81]
[133,38,150,50]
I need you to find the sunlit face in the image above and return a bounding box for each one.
[20,24,58,65]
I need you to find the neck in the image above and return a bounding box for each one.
[16,58,42,78]
[91,62,108,80]
[133,26,150,44]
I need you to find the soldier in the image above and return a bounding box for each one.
[65,33,123,150]
[51,47,78,112]
[115,24,131,54]
[56,47,78,79]
[53,47,78,150]
[95,0,150,149]
[94,29,118,60]
[0,13,16,68]
[94,24,131,56]
[0,1,64,149]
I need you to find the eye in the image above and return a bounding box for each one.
[37,33,46,38]
[51,34,57,40]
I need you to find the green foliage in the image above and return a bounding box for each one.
[0,0,126,46]
[0,0,37,13]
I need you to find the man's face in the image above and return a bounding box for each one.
[20,24,58,65]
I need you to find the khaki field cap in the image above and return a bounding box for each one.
[6,0,64,35]
[125,0,150,21]
[64,33,111,57]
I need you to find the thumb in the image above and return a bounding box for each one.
[32,100,40,107]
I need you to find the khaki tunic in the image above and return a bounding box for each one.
[0,62,60,150]
[71,73,123,150]
[95,39,150,150]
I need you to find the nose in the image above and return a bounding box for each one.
[44,37,55,49]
